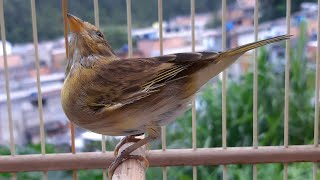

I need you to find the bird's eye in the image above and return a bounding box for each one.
[96,31,104,38]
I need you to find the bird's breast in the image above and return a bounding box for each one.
[61,67,99,125]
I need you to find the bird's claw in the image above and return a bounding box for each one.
[108,155,149,180]
[114,136,141,156]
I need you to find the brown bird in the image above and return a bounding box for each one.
[61,14,290,179]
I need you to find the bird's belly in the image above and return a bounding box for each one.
[150,98,191,126]
[77,95,192,136]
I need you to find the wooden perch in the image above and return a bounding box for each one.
[112,140,147,180]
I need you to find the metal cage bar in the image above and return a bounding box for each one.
[221,0,228,179]
[30,0,47,179]
[283,0,291,179]
[30,0,46,156]
[126,0,133,58]
[94,0,100,28]
[157,0,167,179]
[190,0,197,179]
[0,0,14,157]
[1,145,319,173]
[314,1,320,179]
[62,1,77,179]
[284,0,291,150]
[0,0,16,179]
[253,0,259,179]
[92,1,107,179]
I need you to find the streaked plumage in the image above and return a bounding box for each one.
[61,14,291,179]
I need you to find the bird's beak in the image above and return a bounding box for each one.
[67,13,84,33]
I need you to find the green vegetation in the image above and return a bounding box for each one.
[260,0,317,22]
[3,0,225,45]
[101,25,132,50]
[4,0,314,48]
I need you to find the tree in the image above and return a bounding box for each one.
[3,0,229,44]
[260,0,317,22]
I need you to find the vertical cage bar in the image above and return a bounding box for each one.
[158,0,167,179]
[221,0,227,149]
[221,0,227,179]
[93,0,105,155]
[313,163,318,180]
[0,0,14,156]
[158,0,163,56]
[11,174,16,180]
[0,0,16,179]
[283,164,288,180]
[316,0,320,151]
[253,164,257,180]
[192,100,197,179]
[314,1,320,179]
[93,1,107,179]
[191,0,197,179]
[191,0,196,150]
[31,0,47,178]
[283,0,291,179]
[284,0,291,150]
[126,0,132,58]
[62,0,68,57]
[101,135,107,179]
[93,0,100,28]
[191,0,195,53]
[253,0,259,179]
[253,0,259,150]
[62,1,77,179]
[31,0,46,156]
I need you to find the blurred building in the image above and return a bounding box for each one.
[0,73,69,146]
[0,40,12,56]
[0,54,23,69]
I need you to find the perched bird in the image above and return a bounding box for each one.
[61,14,290,179]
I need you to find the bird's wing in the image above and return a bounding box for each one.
[88,52,218,111]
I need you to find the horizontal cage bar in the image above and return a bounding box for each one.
[0,145,319,173]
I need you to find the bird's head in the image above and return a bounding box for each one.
[66,14,117,75]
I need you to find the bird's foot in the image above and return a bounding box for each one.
[108,155,149,179]
[114,136,141,156]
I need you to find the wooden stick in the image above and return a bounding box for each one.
[112,141,147,180]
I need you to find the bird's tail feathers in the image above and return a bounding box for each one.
[192,35,291,92]
[219,34,291,58]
